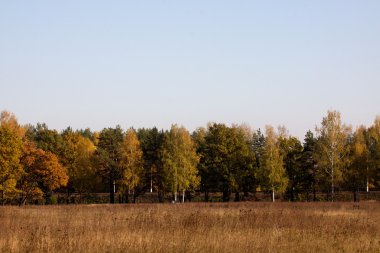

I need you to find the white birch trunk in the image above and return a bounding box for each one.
[366,166,369,193]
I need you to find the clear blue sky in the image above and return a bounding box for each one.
[1,1,379,139]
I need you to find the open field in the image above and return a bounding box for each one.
[0,202,379,253]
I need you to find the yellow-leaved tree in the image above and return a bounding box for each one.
[119,128,144,203]
[315,110,351,201]
[161,125,200,203]
[257,125,288,202]
[0,111,24,204]
[344,126,369,202]
[61,129,97,199]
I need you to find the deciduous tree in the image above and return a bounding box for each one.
[315,110,351,201]
[19,141,68,204]
[0,125,23,204]
[200,123,255,202]
[257,125,288,202]
[61,129,98,199]
[119,129,144,203]
[367,117,380,189]
[161,125,200,202]
[345,126,369,201]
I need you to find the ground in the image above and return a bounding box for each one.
[0,202,379,253]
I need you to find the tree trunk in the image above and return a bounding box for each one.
[331,161,334,202]
[174,191,177,203]
[234,192,240,202]
[185,191,192,202]
[182,189,185,203]
[222,181,230,202]
[132,189,136,203]
[366,166,369,193]
[331,176,334,202]
[290,186,295,202]
[353,188,360,202]
[125,191,130,203]
[243,191,249,199]
[18,194,27,206]
[157,189,164,203]
[204,191,209,202]
[45,191,52,205]
[109,179,115,204]
[222,189,230,202]
[66,188,70,204]
[272,188,275,202]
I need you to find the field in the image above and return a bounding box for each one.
[0,202,379,253]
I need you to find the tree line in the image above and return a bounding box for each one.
[0,110,379,205]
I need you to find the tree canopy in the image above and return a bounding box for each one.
[1,109,380,204]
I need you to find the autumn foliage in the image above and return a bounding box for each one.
[1,110,380,205]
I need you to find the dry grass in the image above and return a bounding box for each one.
[0,202,379,253]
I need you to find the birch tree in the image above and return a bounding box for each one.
[315,110,350,201]
[61,129,97,198]
[119,129,144,203]
[257,125,288,202]
[161,125,200,202]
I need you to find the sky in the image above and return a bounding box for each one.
[1,1,379,139]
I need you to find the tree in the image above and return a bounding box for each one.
[315,110,350,201]
[95,126,124,203]
[0,125,23,204]
[119,129,144,203]
[0,111,26,137]
[230,124,256,201]
[0,111,24,205]
[299,131,318,201]
[192,127,210,201]
[61,129,98,200]
[19,141,68,204]
[344,126,369,201]
[251,129,266,199]
[26,123,64,156]
[137,127,165,202]
[252,129,265,169]
[257,125,288,202]
[200,123,255,202]
[367,117,380,190]
[278,133,303,201]
[77,128,98,144]
[161,125,200,202]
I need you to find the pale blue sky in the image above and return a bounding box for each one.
[1,1,379,139]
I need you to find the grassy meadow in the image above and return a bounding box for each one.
[0,202,379,253]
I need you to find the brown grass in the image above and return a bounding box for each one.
[0,202,379,253]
